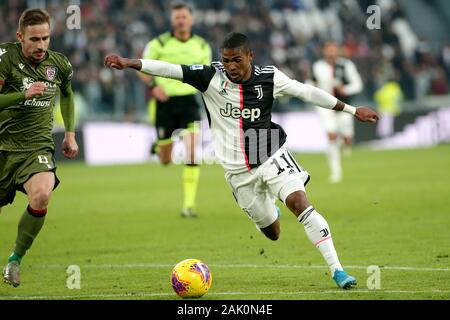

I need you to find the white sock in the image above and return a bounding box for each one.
[298,206,343,275]
[327,141,342,180]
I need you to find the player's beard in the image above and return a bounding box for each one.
[31,50,46,63]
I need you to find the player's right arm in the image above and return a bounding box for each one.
[0,46,43,109]
[0,46,47,109]
[105,54,215,93]
[0,82,47,109]
[105,55,184,80]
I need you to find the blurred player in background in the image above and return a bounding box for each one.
[311,41,363,183]
[0,9,78,287]
[137,2,211,218]
[105,32,379,289]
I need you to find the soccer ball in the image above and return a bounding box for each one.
[171,258,212,298]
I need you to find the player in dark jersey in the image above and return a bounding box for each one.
[105,32,379,289]
[0,9,78,287]
[137,2,212,218]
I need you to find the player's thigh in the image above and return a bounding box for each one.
[226,172,278,229]
[16,148,60,195]
[317,108,338,134]
[337,112,354,138]
[260,147,310,204]
[23,172,55,198]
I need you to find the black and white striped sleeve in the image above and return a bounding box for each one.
[181,64,216,92]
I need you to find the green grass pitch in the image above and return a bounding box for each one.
[1,145,449,300]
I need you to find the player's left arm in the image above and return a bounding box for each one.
[273,67,379,123]
[340,61,363,96]
[59,58,78,159]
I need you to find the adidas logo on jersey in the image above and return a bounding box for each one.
[219,88,228,96]
[220,103,261,122]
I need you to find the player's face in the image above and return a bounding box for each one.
[17,23,50,64]
[171,8,193,34]
[323,42,339,63]
[221,47,253,83]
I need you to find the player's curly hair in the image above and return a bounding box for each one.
[18,8,51,33]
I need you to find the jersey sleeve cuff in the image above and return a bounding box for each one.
[343,104,357,115]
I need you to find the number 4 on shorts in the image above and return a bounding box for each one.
[38,155,52,169]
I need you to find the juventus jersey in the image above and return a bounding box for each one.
[311,58,362,104]
[182,62,296,173]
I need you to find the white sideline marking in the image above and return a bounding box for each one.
[22,263,450,272]
[1,290,450,300]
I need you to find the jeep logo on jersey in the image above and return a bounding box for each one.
[220,103,261,122]
[45,66,57,81]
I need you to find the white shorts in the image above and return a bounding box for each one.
[317,108,354,138]
[225,147,310,229]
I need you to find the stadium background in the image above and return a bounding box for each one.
[0,0,450,301]
[1,0,449,164]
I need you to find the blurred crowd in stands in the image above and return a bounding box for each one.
[1,0,449,121]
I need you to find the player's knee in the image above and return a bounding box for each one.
[286,192,310,216]
[266,232,279,241]
[293,199,309,215]
[262,221,280,241]
[328,133,338,141]
[29,188,52,208]
[343,137,353,145]
[159,152,172,165]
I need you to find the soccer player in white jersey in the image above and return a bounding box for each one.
[311,41,363,183]
[105,32,379,289]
